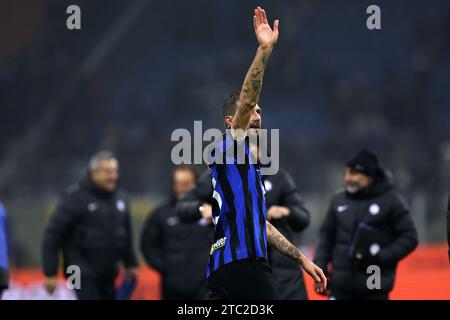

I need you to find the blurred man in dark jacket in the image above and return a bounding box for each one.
[447,196,450,262]
[0,201,8,298]
[314,150,418,300]
[141,165,214,299]
[42,151,138,300]
[176,165,311,299]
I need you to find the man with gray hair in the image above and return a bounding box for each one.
[42,151,138,300]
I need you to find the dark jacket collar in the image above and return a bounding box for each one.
[81,174,116,198]
[168,192,178,207]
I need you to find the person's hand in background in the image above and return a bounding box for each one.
[200,203,212,224]
[43,276,58,294]
[267,205,290,221]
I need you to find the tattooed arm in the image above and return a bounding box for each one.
[266,220,328,294]
[232,7,279,132]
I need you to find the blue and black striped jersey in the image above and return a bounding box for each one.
[206,131,268,278]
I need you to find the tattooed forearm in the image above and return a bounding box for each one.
[232,47,272,130]
[266,221,303,264]
[251,80,262,96]
[249,67,263,96]
[261,54,268,67]
[250,67,262,79]
[241,50,270,103]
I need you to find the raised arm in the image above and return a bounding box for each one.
[232,7,279,132]
[266,220,327,294]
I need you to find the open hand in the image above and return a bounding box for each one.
[300,256,328,294]
[253,7,279,49]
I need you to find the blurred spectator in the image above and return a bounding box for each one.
[447,195,450,262]
[141,165,214,299]
[42,151,138,300]
[314,150,418,300]
[0,201,9,297]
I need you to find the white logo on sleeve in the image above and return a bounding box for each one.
[167,216,179,226]
[370,243,381,256]
[116,200,126,212]
[88,202,98,212]
[369,204,380,215]
[337,205,348,213]
[264,180,273,192]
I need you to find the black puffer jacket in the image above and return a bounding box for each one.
[447,195,450,261]
[177,169,311,299]
[141,195,215,299]
[314,169,418,295]
[42,177,138,279]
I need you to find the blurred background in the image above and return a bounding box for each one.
[0,0,449,298]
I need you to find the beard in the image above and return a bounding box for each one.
[248,127,259,136]
[248,122,261,136]
[346,183,362,194]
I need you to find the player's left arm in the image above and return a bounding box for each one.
[266,220,327,293]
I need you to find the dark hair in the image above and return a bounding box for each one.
[172,164,199,181]
[222,91,240,119]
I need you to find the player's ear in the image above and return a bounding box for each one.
[224,116,233,128]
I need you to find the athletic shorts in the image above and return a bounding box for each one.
[207,258,278,300]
